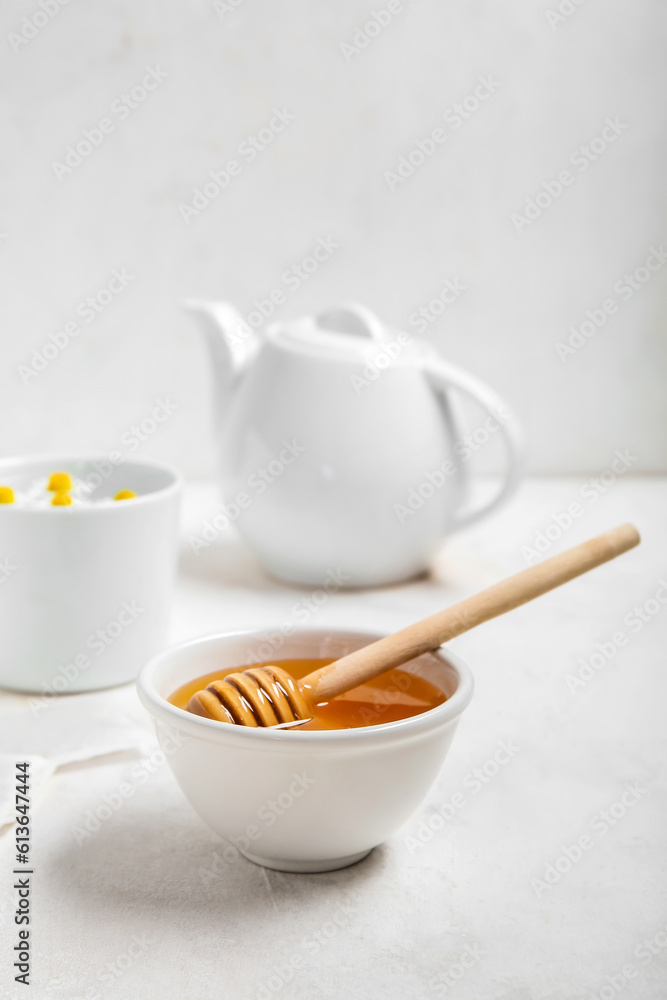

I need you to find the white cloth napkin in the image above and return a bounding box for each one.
[0,685,156,826]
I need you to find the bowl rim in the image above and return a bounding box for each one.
[137,627,475,746]
[0,453,182,512]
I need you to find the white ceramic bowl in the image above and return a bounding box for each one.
[0,454,181,693]
[137,628,474,873]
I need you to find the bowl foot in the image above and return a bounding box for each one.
[241,848,373,873]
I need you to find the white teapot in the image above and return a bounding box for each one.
[184,301,523,587]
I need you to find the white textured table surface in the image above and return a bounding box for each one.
[1,478,666,1000]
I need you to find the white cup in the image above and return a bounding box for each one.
[137,628,474,873]
[0,454,181,693]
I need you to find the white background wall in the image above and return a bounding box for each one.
[1,0,665,478]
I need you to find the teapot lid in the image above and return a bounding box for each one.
[268,303,394,360]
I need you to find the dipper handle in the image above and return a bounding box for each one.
[303,524,640,701]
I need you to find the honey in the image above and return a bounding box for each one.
[169,657,447,731]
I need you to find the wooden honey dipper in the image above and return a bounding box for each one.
[189,524,640,727]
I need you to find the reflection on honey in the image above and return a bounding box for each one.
[169,657,447,730]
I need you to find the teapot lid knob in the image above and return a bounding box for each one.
[315,303,388,343]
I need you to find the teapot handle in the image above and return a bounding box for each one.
[421,355,524,531]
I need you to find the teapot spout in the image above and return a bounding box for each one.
[182,299,259,435]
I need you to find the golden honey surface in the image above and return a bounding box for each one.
[169,657,447,730]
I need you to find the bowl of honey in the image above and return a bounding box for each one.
[137,627,474,873]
